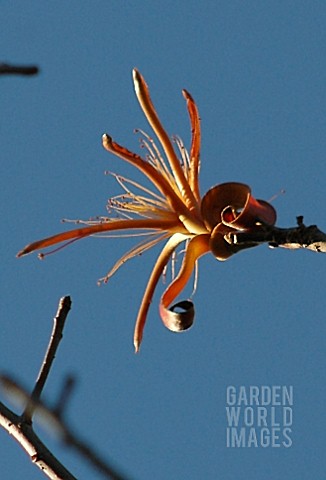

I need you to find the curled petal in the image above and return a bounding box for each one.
[253,199,277,225]
[222,196,276,229]
[210,224,259,260]
[201,182,249,231]
[159,234,210,332]
[209,226,237,260]
[159,300,194,332]
[201,182,276,231]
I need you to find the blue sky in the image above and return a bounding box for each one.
[1,1,325,479]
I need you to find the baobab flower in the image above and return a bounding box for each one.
[17,69,276,352]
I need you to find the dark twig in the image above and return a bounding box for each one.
[0,62,39,76]
[63,424,128,480]
[226,218,326,253]
[22,296,72,424]
[0,376,129,480]
[53,374,76,418]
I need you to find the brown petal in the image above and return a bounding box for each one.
[201,182,277,232]
[201,183,251,231]
[209,225,238,260]
[159,300,194,332]
[222,196,277,229]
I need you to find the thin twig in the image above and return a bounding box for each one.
[53,375,76,418]
[0,62,39,76]
[63,425,128,480]
[22,296,72,424]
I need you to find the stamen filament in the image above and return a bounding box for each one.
[102,135,207,235]
[98,232,169,284]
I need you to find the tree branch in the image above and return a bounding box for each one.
[0,296,130,479]
[0,399,77,479]
[0,62,39,76]
[226,217,326,253]
[0,376,129,480]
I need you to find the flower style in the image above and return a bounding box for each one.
[17,69,277,352]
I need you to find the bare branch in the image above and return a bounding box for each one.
[23,296,72,424]
[0,399,76,480]
[0,295,130,479]
[226,217,326,253]
[0,376,129,480]
[0,62,39,76]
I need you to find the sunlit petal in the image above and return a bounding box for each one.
[17,218,184,258]
[159,234,210,332]
[133,69,200,215]
[182,89,201,202]
[133,233,188,352]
